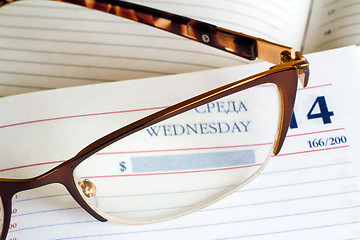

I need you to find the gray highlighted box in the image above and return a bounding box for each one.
[131,150,255,173]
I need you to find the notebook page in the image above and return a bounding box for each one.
[303,0,360,53]
[1,46,360,239]
[0,0,311,97]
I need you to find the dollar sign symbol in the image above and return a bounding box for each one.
[119,161,126,172]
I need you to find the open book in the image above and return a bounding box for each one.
[0,0,359,96]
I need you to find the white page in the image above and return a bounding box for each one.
[0,0,311,96]
[303,0,360,53]
[1,46,360,239]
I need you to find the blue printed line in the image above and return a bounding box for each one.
[15,193,69,203]
[204,189,360,212]
[12,177,357,218]
[9,220,96,233]
[10,190,360,233]
[214,220,360,239]
[98,184,236,199]
[239,175,358,193]
[13,178,357,218]
[109,204,194,215]
[52,205,360,239]
[98,189,360,214]
[262,161,353,175]
[12,207,81,218]
[13,161,355,203]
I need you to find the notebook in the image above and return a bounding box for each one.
[1,0,360,239]
[0,0,359,96]
[1,45,360,239]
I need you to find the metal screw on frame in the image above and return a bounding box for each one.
[202,34,210,43]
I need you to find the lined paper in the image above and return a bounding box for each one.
[303,0,360,53]
[0,0,311,96]
[1,46,360,239]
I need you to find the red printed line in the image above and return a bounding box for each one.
[273,145,350,158]
[298,83,332,91]
[0,143,271,173]
[0,106,167,129]
[85,163,263,179]
[287,128,345,138]
[1,144,350,174]
[0,84,333,129]
[0,128,348,174]
[97,142,273,155]
[0,160,65,173]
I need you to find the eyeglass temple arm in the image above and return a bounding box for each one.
[0,0,296,64]
[79,0,297,64]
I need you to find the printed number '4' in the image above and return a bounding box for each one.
[307,96,334,124]
[290,96,334,129]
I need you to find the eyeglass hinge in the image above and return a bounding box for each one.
[256,38,296,65]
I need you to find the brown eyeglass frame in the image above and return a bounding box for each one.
[0,0,310,239]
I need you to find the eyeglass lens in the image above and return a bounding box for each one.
[74,83,281,224]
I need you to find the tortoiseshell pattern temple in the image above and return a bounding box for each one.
[0,0,297,63]
[0,0,259,60]
[63,0,260,60]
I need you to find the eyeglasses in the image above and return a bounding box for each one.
[0,0,309,239]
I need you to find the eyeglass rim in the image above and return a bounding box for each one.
[0,62,307,239]
[0,0,309,239]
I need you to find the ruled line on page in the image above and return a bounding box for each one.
[0,143,268,173]
[303,0,360,53]
[10,189,359,221]
[0,35,244,62]
[0,130,348,173]
[55,219,359,240]
[10,205,360,237]
[12,207,82,218]
[208,189,360,212]
[213,220,360,240]
[342,2,360,9]
[0,46,218,68]
[318,12,360,28]
[133,0,293,26]
[0,71,115,83]
[1,0,311,97]
[9,146,358,239]
[0,13,123,23]
[274,145,350,158]
[314,33,360,49]
[0,12,279,43]
[261,161,354,176]
[67,180,360,205]
[0,58,175,75]
[10,0,289,34]
[0,23,181,39]
[0,0,300,49]
[286,127,345,138]
[0,82,333,129]
[12,173,356,205]
[323,0,342,8]
[140,2,287,34]
[240,174,356,192]
[0,82,52,90]
[1,2,278,37]
[12,171,357,206]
